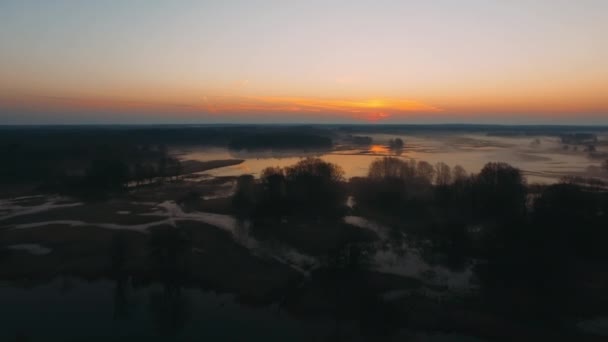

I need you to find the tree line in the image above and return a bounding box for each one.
[231,156,608,263]
[0,140,184,198]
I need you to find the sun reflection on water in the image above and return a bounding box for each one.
[369,144,389,154]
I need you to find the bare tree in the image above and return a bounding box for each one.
[416,161,435,184]
[368,157,407,180]
[452,165,467,182]
[435,162,452,185]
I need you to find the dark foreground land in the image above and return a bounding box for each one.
[2,124,608,341]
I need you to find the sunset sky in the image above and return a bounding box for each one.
[1,1,607,124]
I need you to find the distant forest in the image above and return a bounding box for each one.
[228,132,332,151]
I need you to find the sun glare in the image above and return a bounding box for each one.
[369,144,389,154]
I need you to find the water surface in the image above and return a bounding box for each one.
[179,133,605,183]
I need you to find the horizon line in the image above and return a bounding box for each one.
[2,122,608,128]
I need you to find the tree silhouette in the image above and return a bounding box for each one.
[232,175,257,218]
[388,138,404,155]
[435,162,452,186]
[416,161,435,184]
[452,165,467,182]
[283,158,346,217]
[367,157,407,180]
[241,158,346,219]
[473,162,526,220]
[84,159,130,193]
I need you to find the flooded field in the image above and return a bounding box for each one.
[2,127,608,340]
[179,133,608,184]
[0,194,480,341]
[0,195,473,290]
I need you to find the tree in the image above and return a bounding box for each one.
[157,157,167,181]
[585,145,597,153]
[362,157,438,212]
[256,158,346,218]
[232,175,256,218]
[261,166,287,201]
[351,135,373,145]
[435,162,452,186]
[84,159,130,192]
[388,138,404,149]
[285,157,345,183]
[143,163,157,184]
[473,162,526,220]
[368,157,407,180]
[416,161,435,184]
[133,162,145,187]
[452,165,467,182]
[166,157,183,182]
[285,158,346,216]
[388,138,404,155]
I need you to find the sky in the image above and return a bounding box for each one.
[0,0,607,124]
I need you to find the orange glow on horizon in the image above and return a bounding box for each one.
[1,2,607,124]
[0,94,441,122]
[1,91,607,123]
